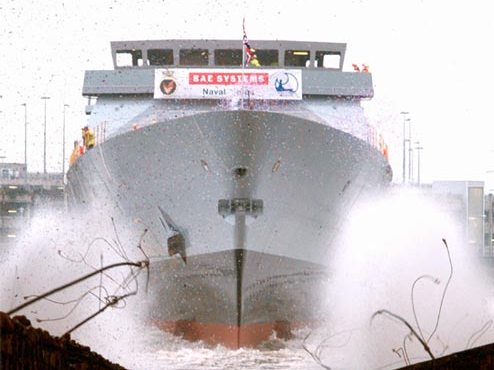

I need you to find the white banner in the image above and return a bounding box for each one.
[154,68,302,100]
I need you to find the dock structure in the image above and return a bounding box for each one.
[393,181,487,256]
[0,312,126,369]
[0,163,64,247]
[429,181,485,255]
[397,341,494,369]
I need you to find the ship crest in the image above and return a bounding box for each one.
[159,71,177,95]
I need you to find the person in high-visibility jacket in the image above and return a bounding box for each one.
[250,54,260,67]
[69,140,81,165]
[82,126,95,150]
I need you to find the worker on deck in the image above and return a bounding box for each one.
[82,126,95,150]
[250,53,260,67]
[69,140,81,166]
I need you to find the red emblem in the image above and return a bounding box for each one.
[160,78,177,95]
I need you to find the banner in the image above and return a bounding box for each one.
[154,68,302,100]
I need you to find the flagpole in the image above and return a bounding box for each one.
[241,17,246,109]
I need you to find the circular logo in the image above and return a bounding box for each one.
[273,72,299,93]
[160,78,177,95]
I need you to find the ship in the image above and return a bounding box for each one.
[66,39,392,348]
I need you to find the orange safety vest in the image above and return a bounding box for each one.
[383,144,389,160]
[69,146,80,165]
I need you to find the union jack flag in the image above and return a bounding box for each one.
[243,18,255,66]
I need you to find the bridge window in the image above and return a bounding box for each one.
[148,49,174,66]
[315,51,341,69]
[256,49,278,66]
[214,49,243,66]
[180,49,209,66]
[116,49,143,67]
[285,50,310,67]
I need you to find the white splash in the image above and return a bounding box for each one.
[1,187,493,370]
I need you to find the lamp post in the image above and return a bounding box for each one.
[400,112,410,183]
[41,96,50,175]
[489,194,493,253]
[0,96,2,161]
[408,118,413,183]
[415,141,423,185]
[21,103,27,181]
[62,104,69,182]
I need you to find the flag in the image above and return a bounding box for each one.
[243,18,255,66]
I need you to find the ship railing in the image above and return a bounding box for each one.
[367,125,389,161]
[95,121,108,146]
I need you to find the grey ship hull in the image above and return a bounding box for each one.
[67,109,391,347]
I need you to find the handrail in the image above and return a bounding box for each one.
[367,125,389,161]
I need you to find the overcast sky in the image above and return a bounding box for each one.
[1,0,493,188]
